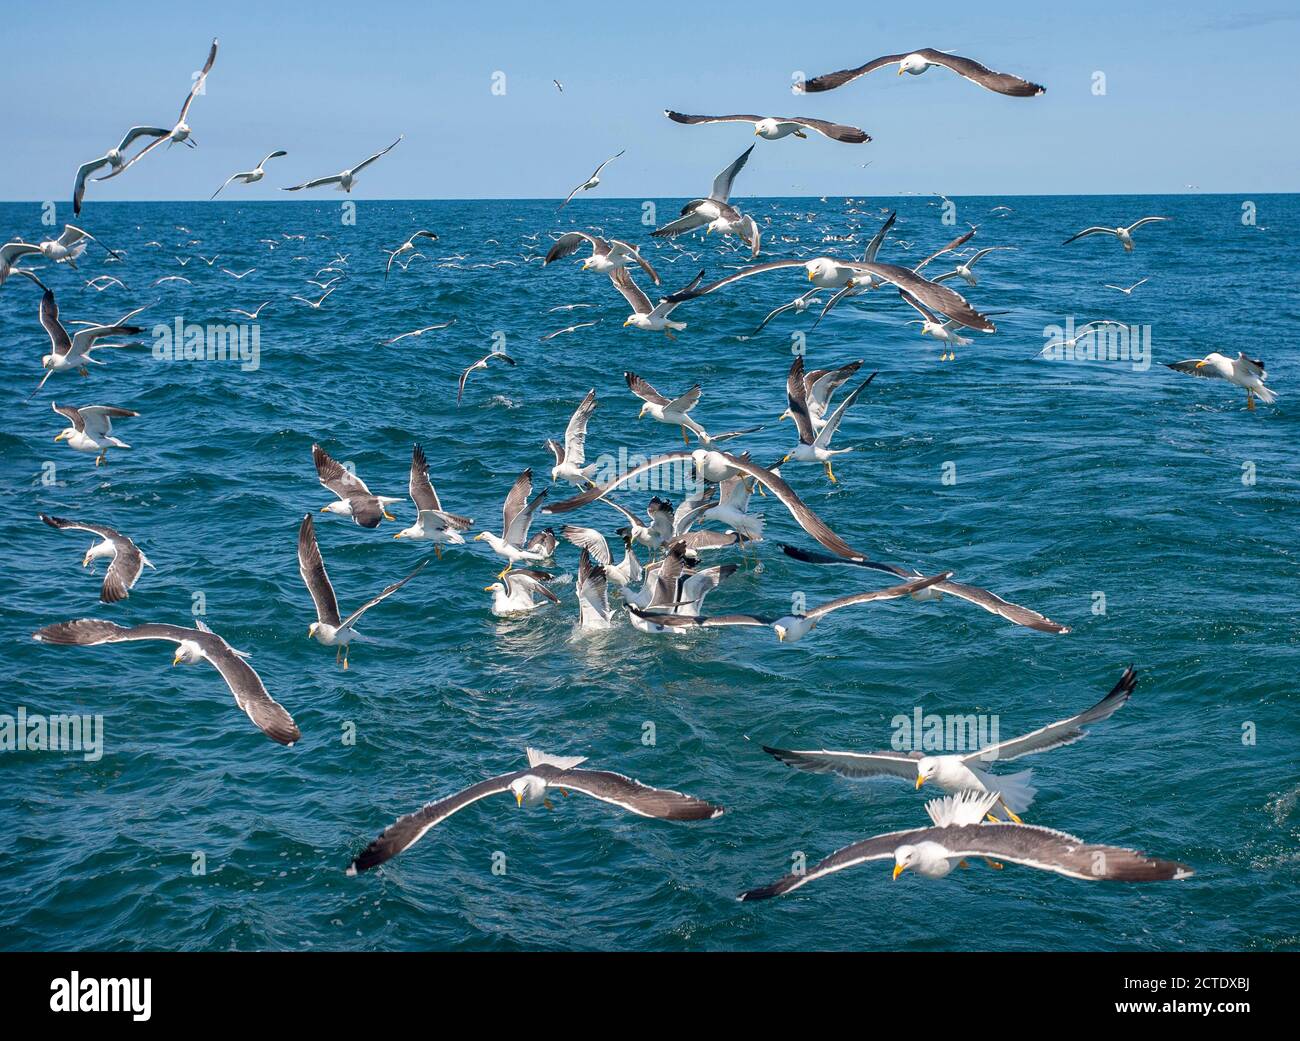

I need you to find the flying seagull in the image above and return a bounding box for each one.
[298,513,426,669]
[664,110,870,143]
[652,145,760,257]
[73,127,172,214]
[392,443,474,554]
[95,39,220,180]
[798,48,1046,97]
[210,150,288,199]
[612,266,704,337]
[780,543,1070,633]
[346,747,723,874]
[283,136,403,193]
[1167,352,1276,410]
[762,666,1138,822]
[737,789,1189,901]
[32,618,300,745]
[779,361,875,482]
[51,401,137,466]
[29,288,145,398]
[546,388,599,487]
[474,468,551,577]
[384,230,439,279]
[457,350,516,404]
[544,231,660,284]
[1062,217,1169,252]
[557,149,624,211]
[312,443,401,527]
[39,514,154,603]
[1103,277,1148,295]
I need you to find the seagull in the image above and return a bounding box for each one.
[593,495,675,552]
[25,225,121,270]
[932,246,1013,287]
[575,551,613,629]
[557,149,624,211]
[150,276,191,288]
[779,362,874,482]
[312,443,401,527]
[561,526,642,590]
[901,290,973,360]
[384,230,439,279]
[665,110,870,143]
[282,136,403,193]
[298,514,425,670]
[612,267,703,337]
[1167,352,1276,410]
[682,474,765,542]
[798,48,1046,97]
[546,389,599,487]
[392,444,474,555]
[651,146,760,257]
[540,320,599,341]
[780,543,1070,633]
[83,275,129,292]
[779,360,863,434]
[0,241,47,287]
[209,150,288,199]
[229,302,270,320]
[346,747,723,874]
[33,618,299,745]
[623,541,738,625]
[39,514,153,603]
[95,39,220,181]
[51,402,137,466]
[1103,277,1149,295]
[737,788,1190,901]
[474,469,552,577]
[29,288,145,397]
[626,371,712,444]
[291,287,335,309]
[222,268,256,280]
[763,666,1137,824]
[484,569,560,615]
[382,319,454,345]
[544,231,660,284]
[457,350,516,404]
[1063,217,1170,252]
[73,127,172,213]
[636,571,948,643]
[750,287,829,335]
[553,79,564,93]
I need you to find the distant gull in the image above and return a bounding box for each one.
[798,48,1046,97]
[457,349,516,404]
[33,618,300,745]
[298,513,426,669]
[763,666,1137,822]
[1167,352,1276,410]
[346,747,723,874]
[282,136,403,193]
[51,401,137,466]
[384,230,439,279]
[737,789,1190,901]
[540,320,599,341]
[1103,277,1149,295]
[209,150,288,199]
[546,388,599,487]
[557,149,624,211]
[1062,217,1169,252]
[393,443,474,555]
[932,246,1014,287]
[313,443,401,527]
[382,319,454,345]
[39,514,154,603]
[291,286,335,309]
[751,287,829,335]
[665,110,870,143]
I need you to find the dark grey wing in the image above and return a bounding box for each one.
[349,497,383,529]
[544,452,695,514]
[1166,359,1220,380]
[918,49,1046,97]
[966,667,1136,765]
[848,261,994,331]
[525,527,557,557]
[913,226,976,272]
[785,356,817,445]
[710,144,754,202]
[297,514,341,627]
[313,443,371,498]
[39,514,142,603]
[200,635,300,745]
[338,559,427,630]
[564,388,597,465]
[609,266,653,314]
[624,371,670,406]
[629,607,771,629]
[500,468,533,541]
[540,766,723,820]
[177,38,220,121]
[798,53,909,93]
[786,116,871,143]
[347,772,525,874]
[51,401,85,431]
[33,619,195,647]
[1062,227,1116,246]
[544,231,602,265]
[664,111,764,126]
[763,744,923,781]
[664,259,807,302]
[39,288,73,357]
[806,572,952,619]
[408,443,442,513]
[934,823,1191,881]
[862,210,897,261]
[738,827,920,900]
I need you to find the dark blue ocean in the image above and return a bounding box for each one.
[0,194,1296,951]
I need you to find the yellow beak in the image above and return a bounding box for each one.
[806,270,814,281]
[897,67,905,76]
[623,319,632,327]
[893,863,906,879]
[780,453,791,463]
[776,630,785,642]
[484,585,495,592]
[54,431,67,442]
[915,775,925,790]
[515,790,524,807]
[171,655,181,666]
[1195,360,1206,368]
[393,532,403,539]
[319,507,329,513]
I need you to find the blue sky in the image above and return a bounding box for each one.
[2,1,1296,201]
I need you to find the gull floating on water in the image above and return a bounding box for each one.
[347,747,723,874]
[798,48,1046,97]
[283,136,403,193]
[1167,352,1276,410]
[32,618,299,746]
[763,666,1137,823]
[39,514,154,603]
[485,568,560,615]
[664,110,870,143]
[298,513,426,669]
[210,150,288,199]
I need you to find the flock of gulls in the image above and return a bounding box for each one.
[10,38,1219,913]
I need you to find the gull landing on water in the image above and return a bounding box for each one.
[209,150,288,199]
[51,402,137,466]
[346,747,723,874]
[1167,352,1276,410]
[282,136,403,193]
[393,443,474,555]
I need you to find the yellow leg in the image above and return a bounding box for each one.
[382,509,396,521]
[983,859,1004,870]
[95,453,104,467]
[434,544,442,560]
[681,425,690,444]
[824,460,837,484]
[496,562,513,580]
[343,645,350,670]
[1247,392,1256,411]
[1000,801,1023,825]
[335,645,341,664]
